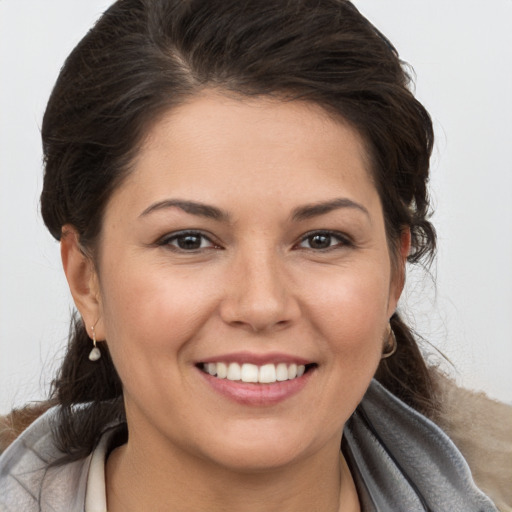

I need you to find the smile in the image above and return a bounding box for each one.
[200,362,309,384]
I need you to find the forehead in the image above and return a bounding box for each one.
[111,92,378,216]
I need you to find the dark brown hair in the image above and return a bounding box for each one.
[40,0,437,460]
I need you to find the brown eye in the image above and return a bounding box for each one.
[297,231,350,250]
[159,231,217,251]
[176,234,203,250]
[308,233,332,249]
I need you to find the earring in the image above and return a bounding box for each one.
[381,325,397,359]
[89,325,101,361]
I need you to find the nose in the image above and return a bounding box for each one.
[219,247,300,333]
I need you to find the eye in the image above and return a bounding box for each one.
[297,231,351,250]
[159,231,218,251]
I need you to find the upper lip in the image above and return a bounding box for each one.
[197,351,313,366]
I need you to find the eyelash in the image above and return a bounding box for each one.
[295,230,352,251]
[157,229,351,253]
[157,230,219,252]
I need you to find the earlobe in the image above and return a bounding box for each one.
[60,225,104,339]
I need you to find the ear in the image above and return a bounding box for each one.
[399,227,411,267]
[388,227,411,312]
[61,225,104,339]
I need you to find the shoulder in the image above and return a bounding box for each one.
[435,374,512,512]
[0,406,91,512]
[344,379,500,512]
[0,402,53,454]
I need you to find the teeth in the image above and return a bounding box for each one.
[202,362,309,383]
[240,363,258,383]
[216,362,228,379]
[259,364,277,383]
[276,363,289,382]
[227,362,241,381]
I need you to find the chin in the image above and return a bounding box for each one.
[208,446,304,473]
[196,422,330,473]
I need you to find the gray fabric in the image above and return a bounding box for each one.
[0,407,91,511]
[0,380,498,511]
[343,380,498,512]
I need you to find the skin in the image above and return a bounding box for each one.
[62,93,409,511]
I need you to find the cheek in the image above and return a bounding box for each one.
[303,264,391,358]
[304,266,390,417]
[97,260,218,368]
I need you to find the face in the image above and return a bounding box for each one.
[69,93,406,473]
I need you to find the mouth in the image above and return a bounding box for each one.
[197,361,317,384]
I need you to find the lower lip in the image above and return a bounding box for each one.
[198,368,314,406]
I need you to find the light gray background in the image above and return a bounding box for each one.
[1,0,511,414]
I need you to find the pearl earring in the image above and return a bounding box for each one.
[89,325,101,361]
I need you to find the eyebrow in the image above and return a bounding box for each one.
[139,199,230,221]
[139,197,369,223]
[291,198,370,222]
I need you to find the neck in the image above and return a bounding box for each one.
[106,432,359,512]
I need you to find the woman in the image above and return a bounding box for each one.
[0,0,501,510]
